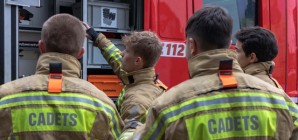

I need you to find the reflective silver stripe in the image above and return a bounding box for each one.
[106,45,117,54]
[148,95,287,140]
[0,94,121,137]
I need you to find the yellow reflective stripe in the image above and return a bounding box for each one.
[295,121,298,127]
[12,108,96,133]
[120,130,135,140]
[102,44,114,58]
[286,101,298,126]
[1,100,106,112]
[287,101,298,117]
[102,44,122,66]
[102,44,115,53]
[139,110,148,123]
[117,87,126,112]
[0,92,121,138]
[143,92,288,140]
[185,110,276,139]
[102,45,114,59]
[160,92,284,118]
[0,92,115,120]
[110,50,122,66]
[0,91,115,113]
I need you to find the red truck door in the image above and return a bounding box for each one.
[260,0,298,99]
[144,0,195,88]
[150,0,298,99]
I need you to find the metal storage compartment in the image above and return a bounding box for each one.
[18,31,41,77]
[87,39,125,67]
[19,0,54,29]
[88,1,130,32]
[18,47,39,77]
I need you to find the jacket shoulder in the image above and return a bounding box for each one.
[126,83,163,96]
[0,75,46,96]
[152,72,286,111]
[124,83,164,105]
[0,75,116,108]
[234,72,285,94]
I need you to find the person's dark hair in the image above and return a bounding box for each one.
[235,26,278,62]
[41,14,85,57]
[122,31,162,68]
[185,6,233,51]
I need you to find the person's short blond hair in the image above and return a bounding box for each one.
[41,14,84,56]
[122,31,162,68]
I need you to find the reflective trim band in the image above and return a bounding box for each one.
[0,92,121,138]
[102,44,122,66]
[12,108,96,133]
[119,130,134,140]
[105,45,117,55]
[139,110,148,123]
[144,92,287,140]
[110,50,122,66]
[185,110,276,139]
[287,101,298,117]
[102,45,115,58]
[117,87,126,112]
[286,101,298,126]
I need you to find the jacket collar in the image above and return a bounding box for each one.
[188,49,243,78]
[243,61,274,75]
[35,52,81,78]
[121,67,156,85]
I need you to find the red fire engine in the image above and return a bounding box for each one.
[1,0,297,102]
[151,0,298,102]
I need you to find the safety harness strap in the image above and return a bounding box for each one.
[155,79,168,91]
[218,59,237,88]
[48,63,63,93]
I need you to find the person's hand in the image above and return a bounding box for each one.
[82,22,91,30]
[82,22,92,40]
[82,22,99,42]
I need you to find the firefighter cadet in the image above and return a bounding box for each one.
[124,6,298,140]
[83,23,167,138]
[0,14,123,139]
[235,26,282,88]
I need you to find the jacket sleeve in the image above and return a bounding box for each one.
[120,101,148,123]
[118,101,149,139]
[109,110,125,140]
[119,103,164,140]
[94,33,127,79]
[93,106,124,140]
[129,106,165,140]
[288,103,298,140]
[120,108,162,140]
[285,96,298,140]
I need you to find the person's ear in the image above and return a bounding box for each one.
[135,56,144,68]
[38,40,46,54]
[189,38,199,56]
[77,47,85,59]
[248,52,258,63]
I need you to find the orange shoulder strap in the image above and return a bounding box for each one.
[268,65,282,88]
[48,63,63,93]
[155,79,168,91]
[218,59,237,88]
